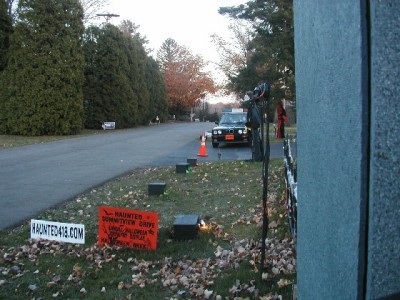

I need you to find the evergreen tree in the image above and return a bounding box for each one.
[83,24,136,129]
[1,0,85,135]
[119,20,164,125]
[145,57,168,121]
[0,0,12,72]
[82,26,102,128]
[157,38,180,71]
[0,0,13,127]
[83,22,168,128]
[124,32,148,125]
[219,0,294,101]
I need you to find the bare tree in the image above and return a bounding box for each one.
[211,19,254,80]
[79,0,109,24]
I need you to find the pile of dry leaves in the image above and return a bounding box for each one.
[1,218,295,299]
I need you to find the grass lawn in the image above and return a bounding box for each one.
[0,130,112,149]
[0,159,296,299]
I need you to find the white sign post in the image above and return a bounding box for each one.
[31,219,85,244]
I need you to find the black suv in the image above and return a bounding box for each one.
[211,112,251,148]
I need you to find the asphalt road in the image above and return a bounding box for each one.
[0,122,291,230]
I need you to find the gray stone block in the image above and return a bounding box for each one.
[148,182,166,196]
[173,214,199,240]
[187,158,197,167]
[176,163,190,174]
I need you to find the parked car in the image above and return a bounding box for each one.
[211,112,251,148]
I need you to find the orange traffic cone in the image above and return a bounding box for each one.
[197,133,208,157]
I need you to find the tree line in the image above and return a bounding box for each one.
[82,21,168,130]
[0,0,216,136]
[0,0,295,135]
[0,1,168,135]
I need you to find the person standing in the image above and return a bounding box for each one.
[276,102,287,138]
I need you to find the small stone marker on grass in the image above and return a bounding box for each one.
[148,182,166,196]
[173,214,200,240]
[187,158,197,167]
[176,163,190,173]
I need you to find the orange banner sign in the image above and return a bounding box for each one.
[98,206,158,250]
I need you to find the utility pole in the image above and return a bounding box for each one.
[96,13,120,23]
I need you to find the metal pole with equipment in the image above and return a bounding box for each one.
[254,83,271,272]
[243,82,271,271]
